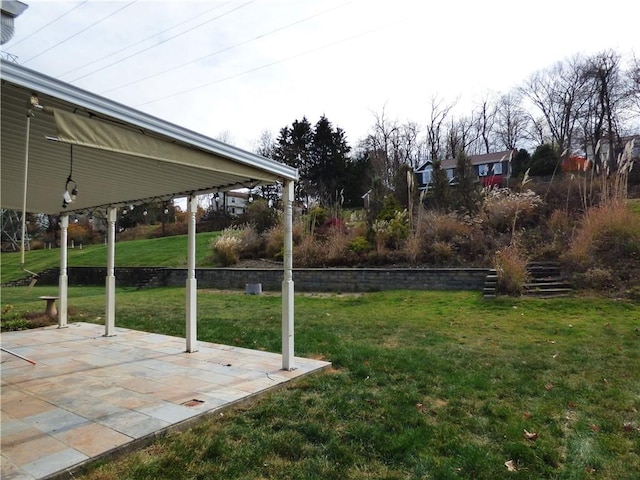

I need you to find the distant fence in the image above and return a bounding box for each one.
[25,266,491,292]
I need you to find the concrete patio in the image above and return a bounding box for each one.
[1,322,330,480]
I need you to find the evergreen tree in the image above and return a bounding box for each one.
[429,160,451,211]
[529,143,560,177]
[511,148,531,178]
[309,116,351,206]
[342,151,372,208]
[272,118,313,204]
[452,151,481,214]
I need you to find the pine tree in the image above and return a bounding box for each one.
[430,160,451,211]
[273,118,313,204]
[452,151,481,214]
[309,116,350,206]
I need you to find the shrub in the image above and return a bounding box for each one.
[308,206,328,230]
[235,199,278,233]
[294,234,324,267]
[388,209,409,248]
[148,222,188,238]
[426,212,472,242]
[237,224,262,258]
[371,219,390,254]
[212,228,241,266]
[66,223,94,245]
[323,228,351,265]
[430,241,454,266]
[577,268,616,291]
[348,235,370,255]
[566,200,640,268]
[264,225,284,260]
[494,244,530,296]
[481,188,542,234]
[403,233,423,265]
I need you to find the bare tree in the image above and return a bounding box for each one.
[425,95,456,162]
[255,129,275,158]
[362,106,399,187]
[362,108,425,188]
[445,115,477,158]
[519,55,590,153]
[475,94,498,154]
[495,91,529,150]
[626,52,640,116]
[580,50,628,170]
[398,121,424,169]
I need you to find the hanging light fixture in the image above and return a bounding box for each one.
[62,145,78,208]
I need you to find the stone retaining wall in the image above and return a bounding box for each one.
[28,266,490,292]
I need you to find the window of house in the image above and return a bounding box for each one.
[422,168,432,184]
[493,162,503,175]
[478,164,489,176]
[446,169,454,181]
[231,197,236,203]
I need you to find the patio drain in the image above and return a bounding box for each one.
[182,399,205,407]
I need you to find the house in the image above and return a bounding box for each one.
[224,190,250,216]
[415,150,515,191]
[562,155,592,173]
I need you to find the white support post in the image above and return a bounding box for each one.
[282,180,295,370]
[185,196,198,353]
[58,215,69,328]
[105,207,117,336]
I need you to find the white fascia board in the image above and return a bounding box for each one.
[1,60,298,181]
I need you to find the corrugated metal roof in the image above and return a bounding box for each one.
[1,60,297,214]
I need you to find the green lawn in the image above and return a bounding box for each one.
[2,287,638,479]
[0,231,220,284]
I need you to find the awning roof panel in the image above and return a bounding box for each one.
[1,60,297,215]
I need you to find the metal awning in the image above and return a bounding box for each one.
[1,60,297,370]
[1,59,297,214]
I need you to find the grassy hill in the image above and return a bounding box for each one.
[1,231,220,284]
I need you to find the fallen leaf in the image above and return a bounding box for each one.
[568,401,577,409]
[589,424,600,432]
[544,383,554,391]
[505,460,517,472]
[622,422,634,432]
[523,411,532,419]
[524,429,538,440]
[416,403,424,411]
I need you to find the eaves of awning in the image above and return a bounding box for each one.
[1,59,298,215]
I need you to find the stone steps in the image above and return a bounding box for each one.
[484,262,573,299]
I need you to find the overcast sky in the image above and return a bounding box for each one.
[4,0,639,152]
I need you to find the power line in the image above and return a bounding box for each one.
[8,0,89,48]
[99,1,354,95]
[22,1,138,64]
[135,20,401,108]
[57,1,234,79]
[67,0,257,83]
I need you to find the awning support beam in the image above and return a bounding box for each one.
[281,180,295,371]
[105,207,117,336]
[58,214,69,328]
[185,195,198,353]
